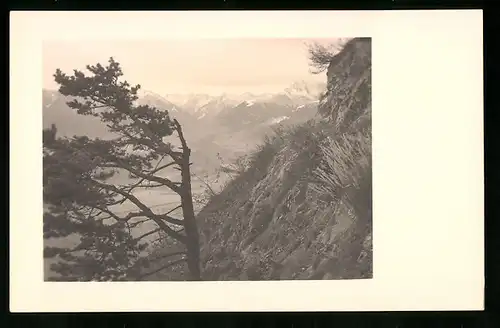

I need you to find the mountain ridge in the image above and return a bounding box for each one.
[43,80,325,133]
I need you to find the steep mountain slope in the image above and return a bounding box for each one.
[195,37,372,281]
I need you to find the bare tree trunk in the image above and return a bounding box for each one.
[180,158,201,281]
[174,119,202,281]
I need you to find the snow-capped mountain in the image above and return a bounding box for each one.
[284,80,324,99]
[163,93,214,113]
[191,95,242,120]
[137,90,179,112]
[161,81,326,120]
[43,80,324,175]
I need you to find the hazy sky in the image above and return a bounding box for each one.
[43,38,339,95]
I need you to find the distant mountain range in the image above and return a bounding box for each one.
[159,80,324,120]
[43,80,325,174]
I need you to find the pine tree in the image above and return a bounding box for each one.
[307,38,348,75]
[43,58,201,281]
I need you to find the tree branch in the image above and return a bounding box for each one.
[150,160,178,174]
[90,179,186,243]
[148,251,186,263]
[136,257,187,281]
[111,113,181,161]
[133,228,161,244]
[192,172,216,196]
[126,183,164,189]
[164,204,182,216]
[129,218,151,228]
[159,214,184,226]
[108,158,181,194]
[94,206,126,222]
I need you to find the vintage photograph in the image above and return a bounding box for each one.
[42,37,372,281]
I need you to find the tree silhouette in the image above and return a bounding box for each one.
[43,58,201,281]
[307,38,349,75]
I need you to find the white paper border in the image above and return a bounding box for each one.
[10,10,484,312]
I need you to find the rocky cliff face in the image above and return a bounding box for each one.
[196,38,372,280]
[319,37,371,131]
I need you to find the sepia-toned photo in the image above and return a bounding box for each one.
[10,10,484,312]
[42,37,372,282]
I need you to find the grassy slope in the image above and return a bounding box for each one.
[197,117,371,280]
